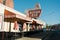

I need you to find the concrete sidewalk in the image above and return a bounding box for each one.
[15,37,42,40]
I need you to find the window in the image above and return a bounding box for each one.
[18,22,23,31]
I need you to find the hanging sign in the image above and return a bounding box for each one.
[28,9,41,19]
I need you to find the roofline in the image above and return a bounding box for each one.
[0,3,26,17]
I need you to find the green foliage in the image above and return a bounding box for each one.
[46,24,49,29]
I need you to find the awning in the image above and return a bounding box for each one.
[26,18,45,26]
[4,10,16,18]
[4,9,32,22]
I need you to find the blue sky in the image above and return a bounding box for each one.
[14,0,60,25]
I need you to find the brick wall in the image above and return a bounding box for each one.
[0,0,14,8]
[0,0,3,3]
[6,0,14,8]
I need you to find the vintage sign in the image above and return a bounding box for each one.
[27,4,41,19]
[28,9,41,19]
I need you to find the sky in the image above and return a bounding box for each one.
[14,0,60,25]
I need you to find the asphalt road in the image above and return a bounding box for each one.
[25,31,54,40]
[23,31,60,40]
[44,31,60,40]
[1,30,60,40]
[15,31,53,40]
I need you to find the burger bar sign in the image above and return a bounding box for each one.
[28,9,41,19]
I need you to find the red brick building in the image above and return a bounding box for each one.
[0,0,14,8]
[0,0,3,3]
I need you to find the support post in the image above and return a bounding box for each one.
[2,32,4,40]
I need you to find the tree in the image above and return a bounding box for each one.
[46,24,49,29]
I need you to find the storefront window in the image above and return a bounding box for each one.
[18,22,23,31]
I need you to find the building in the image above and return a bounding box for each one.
[0,0,14,8]
[0,1,45,39]
[0,3,45,32]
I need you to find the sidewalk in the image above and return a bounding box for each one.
[15,37,41,40]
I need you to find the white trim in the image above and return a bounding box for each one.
[0,3,32,22]
[32,18,45,25]
[0,3,26,17]
[5,5,26,17]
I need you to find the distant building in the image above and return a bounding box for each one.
[50,24,60,30]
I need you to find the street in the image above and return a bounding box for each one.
[16,31,60,40]
[0,30,60,40]
[44,30,60,40]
